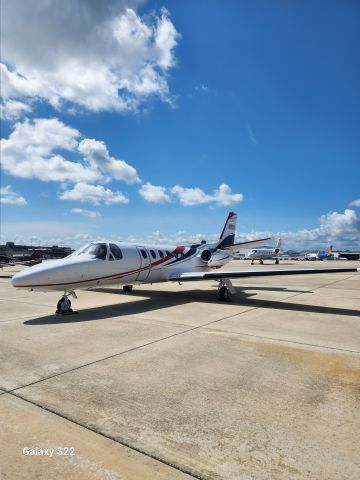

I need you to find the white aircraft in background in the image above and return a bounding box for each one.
[246,239,282,265]
[12,212,359,314]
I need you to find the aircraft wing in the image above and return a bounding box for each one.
[170,267,359,282]
[224,237,272,250]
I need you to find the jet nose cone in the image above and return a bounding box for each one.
[11,263,47,288]
[11,269,28,288]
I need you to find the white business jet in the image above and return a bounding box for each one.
[247,239,282,265]
[11,212,359,314]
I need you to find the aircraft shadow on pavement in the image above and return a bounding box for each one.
[24,286,360,325]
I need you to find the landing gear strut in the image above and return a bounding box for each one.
[218,279,235,301]
[56,290,77,314]
[260,259,264,265]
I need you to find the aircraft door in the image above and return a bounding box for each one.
[136,247,151,281]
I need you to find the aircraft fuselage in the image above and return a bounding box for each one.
[11,242,232,292]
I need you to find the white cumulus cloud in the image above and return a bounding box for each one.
[0,118,97,182]
[1,209,359,251]
[171,183,244,207]
[0,99,32,120]
[78,138,139,184]
[59,182,129,206]
[0,117,139,184]
[139,182,171,203]
[349,199,360,208]
[318,209,360,239]
[171,185,212,206]
[1,1,179,113]
[235,209,360,250]
[0,185,27,205]
[213,184,244,206]
[71,208,101,218]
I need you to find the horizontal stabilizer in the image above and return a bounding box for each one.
[170,267,359,282]
[224,237,273,250]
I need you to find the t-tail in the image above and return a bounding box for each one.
[216,212,237,249]
[215,212,273,251]
[275,238,282,253]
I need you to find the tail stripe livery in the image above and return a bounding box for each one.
[217,212,237,249]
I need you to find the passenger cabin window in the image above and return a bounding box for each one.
[140,249,147,259]
[150,250,156,259]
[158,250,164,259]
[110,243,123,260]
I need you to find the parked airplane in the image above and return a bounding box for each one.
[0,249,43,269]
[246,239,282,265]
[305,246,333,261]
[11,213,359,314]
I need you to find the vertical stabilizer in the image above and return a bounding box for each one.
[216,212,237,249]
[275,238,282,253]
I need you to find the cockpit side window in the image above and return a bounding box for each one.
[109,243,123,260]
[94,243,107,260]
[83,243,107,260]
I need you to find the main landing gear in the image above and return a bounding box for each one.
[56,290,77,314]
[218,279,235,301]
[123,285,133,293]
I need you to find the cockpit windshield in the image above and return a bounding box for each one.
[69,242,124,261]
[72,242,108,260]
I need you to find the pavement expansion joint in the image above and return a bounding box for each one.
[1,288,320,396]
[7,391,206,480]
[207,328,360,355]
[5,307,258,395]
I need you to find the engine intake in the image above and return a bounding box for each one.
[201,249,212,262]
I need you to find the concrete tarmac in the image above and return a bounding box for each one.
[0,260,359,479]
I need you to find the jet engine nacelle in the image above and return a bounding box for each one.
[200,249,212,262]
[199,248,231,268]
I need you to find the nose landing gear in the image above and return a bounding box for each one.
[56,290,77,314]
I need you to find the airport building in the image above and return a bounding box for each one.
[0,242,74,259]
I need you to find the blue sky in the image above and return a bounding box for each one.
[1,0,359,249]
